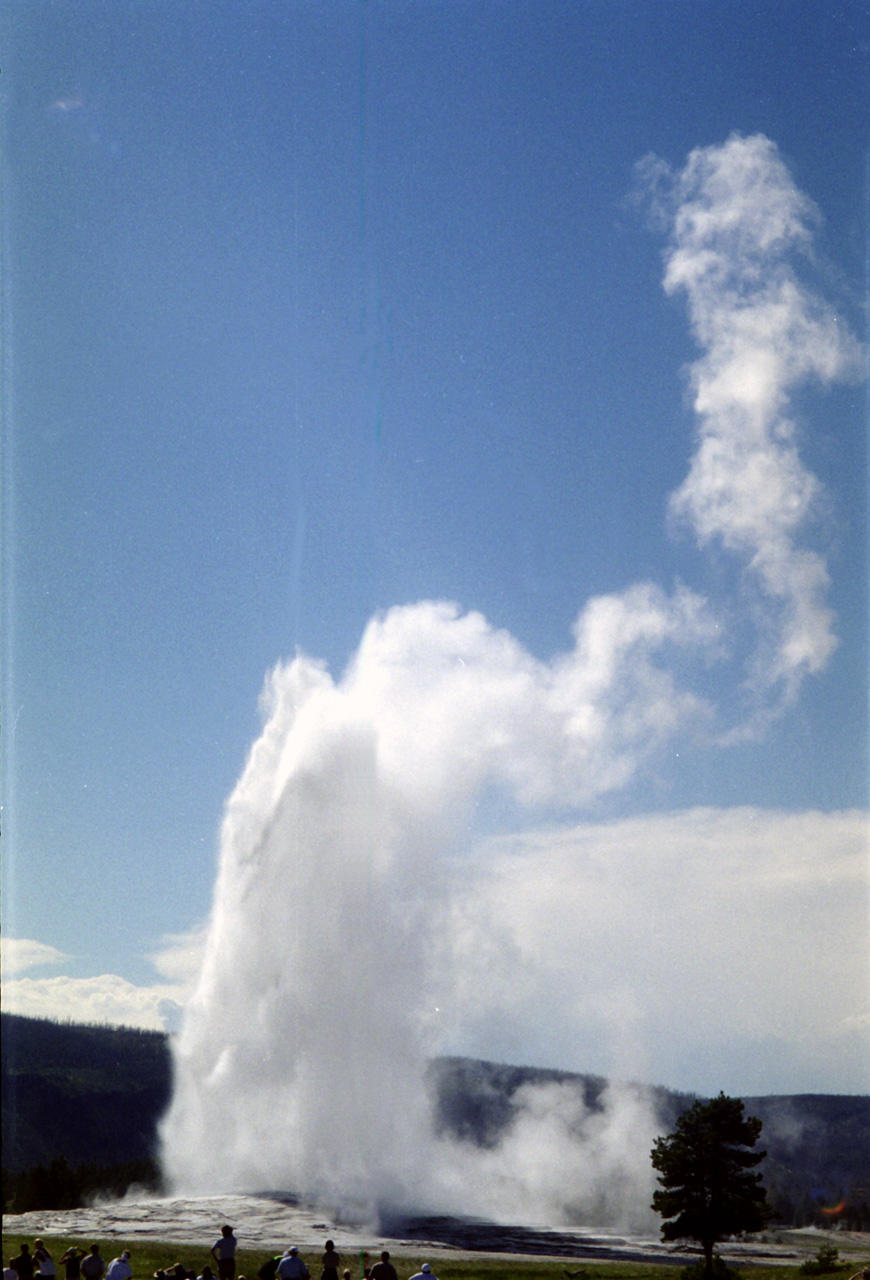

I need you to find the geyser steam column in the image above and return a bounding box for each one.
[160,592,710,1212]
[159,658,441,1213]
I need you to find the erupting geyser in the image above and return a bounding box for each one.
[159,134,861,1226]
[158,599,685,1222]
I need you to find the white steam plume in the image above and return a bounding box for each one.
[641,133,862,715]
[160,591,708,1217]
[160,136,861,1225]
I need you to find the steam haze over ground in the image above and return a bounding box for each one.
[2,0,867,1234]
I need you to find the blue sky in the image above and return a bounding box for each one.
[2,1,868,1098]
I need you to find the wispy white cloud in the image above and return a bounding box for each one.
[1,937,71,974]
[640,133,863,720]
[149,926,209,985]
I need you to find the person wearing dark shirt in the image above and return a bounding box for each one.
[320,1244,339,1280]
[11,1249,34,1280]
[59,1250,85,1280]
[369,1254,397,1280]
[80,1247,104,1280]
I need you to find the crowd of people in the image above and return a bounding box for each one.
[4,1230,439,1280]
[5,1242,133,1280]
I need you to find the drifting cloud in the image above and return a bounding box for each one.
[1,937,71,974]
[149,927,209,985]
[639,133,863,720]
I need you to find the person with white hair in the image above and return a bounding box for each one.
[104,1254,131,1280]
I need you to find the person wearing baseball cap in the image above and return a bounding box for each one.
[407,1265,435,1280]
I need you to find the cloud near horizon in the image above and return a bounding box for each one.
[1,930,209,1032]
[0,971,186,1031]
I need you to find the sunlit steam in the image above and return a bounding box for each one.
[640,133,862,720]
[160,136,861,1225]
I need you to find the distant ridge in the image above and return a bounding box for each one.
[1,1012,171,1171]
[3,1012,868,1227]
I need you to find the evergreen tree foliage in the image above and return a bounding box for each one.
[2,1155,162,1213]
[651,1093,769,1277]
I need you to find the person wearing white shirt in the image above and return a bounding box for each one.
[105,1253,132,1280]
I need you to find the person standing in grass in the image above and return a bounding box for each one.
[34,1242,55,1280]
[320,1242,340,1280]
[6,1258,21,1280]
[59,1249,86,1280]
[10,1247,34,1280]
[211,1227,238,1280]
[80,1246,105,1280]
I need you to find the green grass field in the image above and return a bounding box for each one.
[2,1238,868,1280]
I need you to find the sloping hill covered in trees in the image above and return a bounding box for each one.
[3,1013,868,1226]
[2,1014,170,1171]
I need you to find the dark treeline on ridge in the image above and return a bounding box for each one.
[3,1013,869,1226]
[2,1154,162,1216]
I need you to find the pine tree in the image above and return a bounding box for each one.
[651,1093,769,1277]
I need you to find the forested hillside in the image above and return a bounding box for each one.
[3,1013,869,1227]
[2,1013,171,1171]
